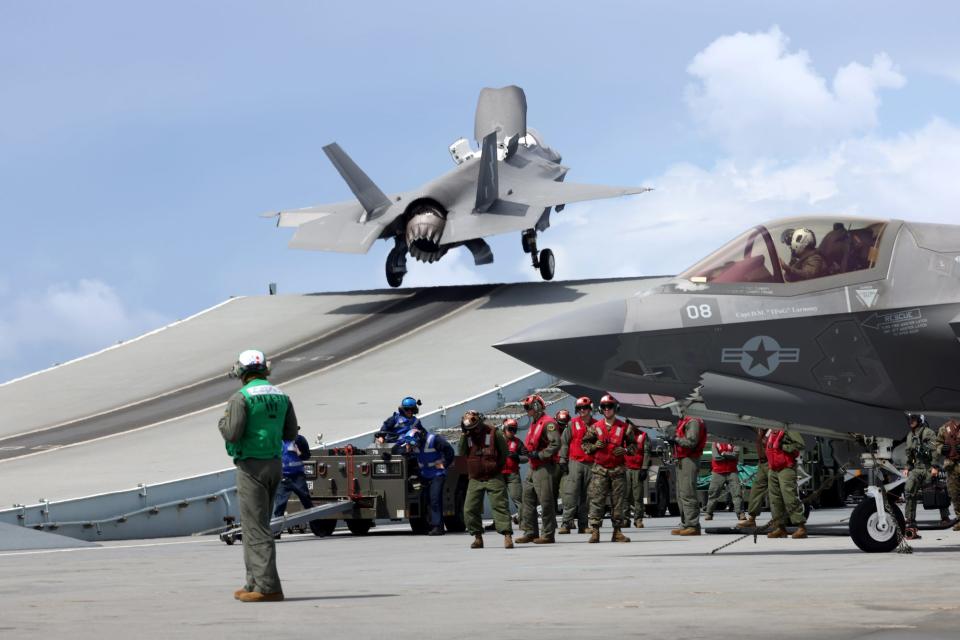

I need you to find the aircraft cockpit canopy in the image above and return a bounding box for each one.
[680,218,889,285]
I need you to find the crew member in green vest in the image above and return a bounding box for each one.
[218,349,299,603]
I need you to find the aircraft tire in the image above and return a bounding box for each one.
[849,497,904,553]
[538,248,555,281]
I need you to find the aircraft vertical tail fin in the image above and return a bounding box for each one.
[322,143,392,219]
[474,131,499,213]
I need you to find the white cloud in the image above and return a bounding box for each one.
[685,26,905,156]
[0,279,168,377]
[402,247,486,287]
[546,117,960,281]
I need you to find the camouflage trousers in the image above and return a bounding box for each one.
[746,462,769,517]
[705,471,742,515]
[623,468,647,522]
[236,458,283,594]
[520,464,557,537]
[587,466,626,529]
[464,475,513,536]
[904,465,949,522]
[561,459,592,529]
[768,466,805,527]
[946,463,960,515]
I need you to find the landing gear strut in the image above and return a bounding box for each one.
[521,229,555,281]
[386,237,408,288]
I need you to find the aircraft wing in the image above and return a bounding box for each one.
[509,181,652,210]
[265,200,403,254]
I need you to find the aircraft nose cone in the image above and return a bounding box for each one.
[494,299,627,385]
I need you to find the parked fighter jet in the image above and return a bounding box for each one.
[266,86,649,287]
[496,216,960,551]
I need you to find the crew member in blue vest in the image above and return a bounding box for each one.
[376,396,423,444]
[398,428,456,535]
[273,427,314,519]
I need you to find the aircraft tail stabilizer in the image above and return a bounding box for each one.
[322,143,392,219]
[474,131,499,213]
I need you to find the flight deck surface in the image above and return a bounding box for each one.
[1,510,957,639]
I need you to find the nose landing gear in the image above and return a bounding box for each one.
[522,229,555,281]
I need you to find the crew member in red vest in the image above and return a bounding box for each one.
[663,416,707,535]
[581,394,635,543]
[501,419,528,525]
[515,395,561,544]
[704,441,744,521]
[623,423,652,529]
[553,409,572,503]
[765,428,807,539]
[559,397,596,534]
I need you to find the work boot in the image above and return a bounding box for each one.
[504,534,514,549]
[952,521,960,532]
[633,519,644,529]
[676,527,701,536]
[234,588,251,600]
[578,527,588,534]
[736,515,757,529]
[588,529,600,543]
[938,517,953,528]
[470,534,484,549]
[737,512,747,521]
[611,528,631,543]
[767,527,788,539]
[791,525,808,539]
[514,533,536,544]
[557,525,572,534]
[532,534,555,544]
[703,513,713,521]
[237,591,284,603]
[670,527,686,535]
[428,526,444,536]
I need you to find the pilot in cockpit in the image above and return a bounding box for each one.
[779,227,826,282]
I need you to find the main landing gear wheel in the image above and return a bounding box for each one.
[385,241,408,288]
[538,248,555,281]
[521,228,556,281]
[849,497,905,553]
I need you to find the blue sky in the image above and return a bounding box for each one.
[2,1,960,381]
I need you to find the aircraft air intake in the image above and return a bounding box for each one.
[406,204,448,263]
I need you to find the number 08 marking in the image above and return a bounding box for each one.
[686,304,713,320]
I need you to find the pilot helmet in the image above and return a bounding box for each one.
[230,349,270,379]
[790,228,817,253]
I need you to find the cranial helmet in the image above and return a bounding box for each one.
[400,397,422,414]
[555,409,571,425]
[230,349,270,379]
[906,412,927,427]
[599,394,620,412]
[790,228,817,253]
[575,396,593,410]
[502,418,519,432]
[523,394,546,414]
[461,410,482,431]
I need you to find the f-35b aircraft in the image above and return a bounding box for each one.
[267,86,649,287]
[496,215,960,552]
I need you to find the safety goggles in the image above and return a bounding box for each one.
[599,404,617,411]
[576,405,592,411]
[522,403,536,411]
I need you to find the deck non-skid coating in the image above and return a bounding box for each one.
[1,510,958,640]
[0,278,659,506]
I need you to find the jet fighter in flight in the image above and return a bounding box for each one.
[267,86,649,287]
[497,216,960,551]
